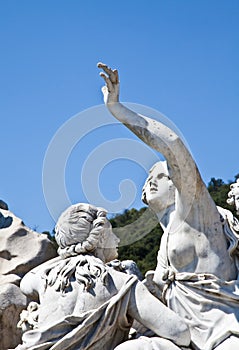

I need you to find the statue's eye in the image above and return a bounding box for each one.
[157,173,168,180]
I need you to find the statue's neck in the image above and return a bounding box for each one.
[156,204,175,231]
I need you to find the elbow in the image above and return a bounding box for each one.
[20,272,39,301]
[165,313,191,347]
[20,273,31,295]
[174,322,191,347]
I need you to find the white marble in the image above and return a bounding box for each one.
[0,207,56,350]
[227,178,239,215]
[14,203,190,350]
[98,62,239,350]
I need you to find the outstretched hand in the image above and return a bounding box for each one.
[97,62,119,104]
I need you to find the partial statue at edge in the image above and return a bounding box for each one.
[98,62,239,350]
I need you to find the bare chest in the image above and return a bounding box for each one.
[167,221,230,274]
[167,227,196,272]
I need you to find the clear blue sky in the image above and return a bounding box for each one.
[1,0,238,232]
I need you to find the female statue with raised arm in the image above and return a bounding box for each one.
[14,203,190,350]
[98,63,239,350]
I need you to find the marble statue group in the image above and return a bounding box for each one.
[11,64,239,350]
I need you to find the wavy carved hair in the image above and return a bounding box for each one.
[46,203,109,292]
[55,203,107,258]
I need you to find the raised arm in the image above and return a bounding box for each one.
[97,63,203,208]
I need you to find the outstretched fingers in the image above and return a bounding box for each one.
[99,72,113,92]
[97,62,119,84]
[97,62,112,74]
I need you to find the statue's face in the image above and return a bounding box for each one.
[142,163,175,213]
[101,221,120,262]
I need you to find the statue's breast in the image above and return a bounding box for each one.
[167,219,236,278]
[167,226,197,272]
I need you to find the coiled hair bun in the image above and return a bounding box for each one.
[55,203,107,258]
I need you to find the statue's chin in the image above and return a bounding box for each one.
[147,199,169,214]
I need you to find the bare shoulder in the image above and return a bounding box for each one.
[20,257,61,299]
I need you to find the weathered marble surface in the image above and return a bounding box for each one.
[0,207,56,284]
[0,204,57,350]
[98,62,239,350]
[0,283,27,350]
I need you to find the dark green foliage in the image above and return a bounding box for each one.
[110,208,163,276]
[110,208,145,228]
[208,177,239,218]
